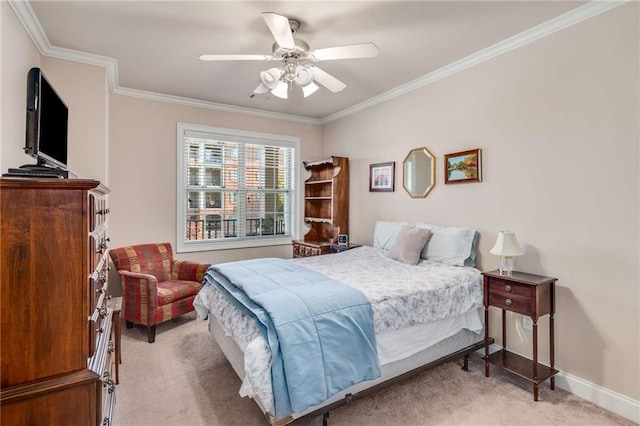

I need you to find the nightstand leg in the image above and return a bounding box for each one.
[550,283,556,391]
[484,306,490,377]
[533,318,538,401]
[501,309,506,352]
[550,312,555,390]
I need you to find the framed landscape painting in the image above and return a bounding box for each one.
[444,149,482,184]
[369,162,395,192]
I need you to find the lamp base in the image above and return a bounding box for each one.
[498,256,514,276]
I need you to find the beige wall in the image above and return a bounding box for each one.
[0,5,109,182]
[323,3,639,401]
[1,2,40,171]
[108,95,323,266]
[40,57,109,182]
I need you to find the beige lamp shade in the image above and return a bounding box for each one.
[490,231,524,275]
[490,231,525,256]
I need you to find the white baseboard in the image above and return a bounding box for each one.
[478,344,639,423]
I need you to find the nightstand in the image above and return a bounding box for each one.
[329,243,362,253]
[482,270,558,401]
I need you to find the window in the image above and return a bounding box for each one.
[177,123,299,252]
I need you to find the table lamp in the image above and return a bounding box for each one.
[490,231,524,275]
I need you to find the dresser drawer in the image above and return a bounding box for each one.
[488,292,532,316]
[488,278,532,299]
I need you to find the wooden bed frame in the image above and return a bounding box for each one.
[208,318,492,426]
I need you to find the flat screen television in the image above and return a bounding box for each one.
[24,67,68,170]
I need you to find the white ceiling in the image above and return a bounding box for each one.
[25,1,589,121]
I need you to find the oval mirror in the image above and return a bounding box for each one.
[403,147,436,198]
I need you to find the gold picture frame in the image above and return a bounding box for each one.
[444,149,482,184]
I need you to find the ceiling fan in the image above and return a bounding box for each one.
[199,12,378,99]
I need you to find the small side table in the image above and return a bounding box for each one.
[329,243,362,254]
[482,270,558,401]
[107,296,123,384]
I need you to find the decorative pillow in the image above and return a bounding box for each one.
[416,222,479,267]
[373,220,412,250]
[389,226,431,265]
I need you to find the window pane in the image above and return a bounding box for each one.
[206,192,222,208]
[180,126,296,248]
[205,168,221,186]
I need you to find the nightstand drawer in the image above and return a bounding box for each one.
[488,278,532,299]
[488,292,532,316]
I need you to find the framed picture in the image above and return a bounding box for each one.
[444,149,482,184]
[369,162,395,192]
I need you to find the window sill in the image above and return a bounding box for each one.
[177,236,294,253]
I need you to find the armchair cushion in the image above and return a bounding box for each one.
[172,260,209,282]
[157,280,203,306]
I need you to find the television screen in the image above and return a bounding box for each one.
[25,67,68,170]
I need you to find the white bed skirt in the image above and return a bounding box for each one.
[208,315,484,424]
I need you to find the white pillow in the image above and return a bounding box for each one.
[416,222,479,267]
[373,220,412,250]
[389,226,431,265]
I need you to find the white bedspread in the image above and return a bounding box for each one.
[294,246,482,333]
[193,245,483,414]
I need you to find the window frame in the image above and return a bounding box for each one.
[176,122,300,253]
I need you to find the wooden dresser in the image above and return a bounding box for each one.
[0,177,115,425]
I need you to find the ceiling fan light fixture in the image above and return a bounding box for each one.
[302,81,319,98]
[260,67,283,89]
[253,82,271,94]
[294,65,315,87]
[270,80,289,99]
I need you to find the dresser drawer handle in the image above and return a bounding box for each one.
[504,298,512,306]
[504,284,512,292]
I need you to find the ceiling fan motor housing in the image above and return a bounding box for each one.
[272,39,312,60]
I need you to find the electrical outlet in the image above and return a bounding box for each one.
[522,315,533,330]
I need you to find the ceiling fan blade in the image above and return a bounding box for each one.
[262,12,295,49]
[312,66,346,93]
[199,54,273,61]
[311,43,378,61]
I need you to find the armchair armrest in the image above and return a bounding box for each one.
[117,269,158,282]
[116,270,160,325]
[171,260,211,282]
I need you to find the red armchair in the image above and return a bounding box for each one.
[109,243,210,343]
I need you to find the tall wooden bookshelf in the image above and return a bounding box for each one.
[293,156,349,257]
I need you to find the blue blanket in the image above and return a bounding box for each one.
[203,258,380,419]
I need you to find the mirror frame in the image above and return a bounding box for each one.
[402,147,436,198]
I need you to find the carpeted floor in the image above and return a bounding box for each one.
[115,312,634,426]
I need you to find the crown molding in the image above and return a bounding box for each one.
[113,87,322,125]
[321,0,628,124]
[9,0,120,91]
[10,0,626,126]
[8,0,318,125]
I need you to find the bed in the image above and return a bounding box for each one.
[194,221,485,425]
